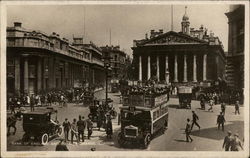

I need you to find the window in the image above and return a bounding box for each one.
[153,111,157,120]
[156,110,160,118]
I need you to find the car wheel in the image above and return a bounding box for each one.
[57,126,63,137]
[142,133,151,149]
[41,133,49,145]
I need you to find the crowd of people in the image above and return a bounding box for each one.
[61,114,113,144]
[121,81,170,97]
[7,87,96,113]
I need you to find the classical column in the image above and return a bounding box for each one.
[183,54,187,82]
[139,56,142,81]
[15,58,20,94]
[14,58,20,93]
[147,56,151,80]
[48,57,55,89]
[37,58,42,92]
[203,54,207,81]
[156,55,160,81]
[193,55,197,82]
[24,57,29,94]
[92,68,95,84]
[165,55,169,83]
[174,54,178,82]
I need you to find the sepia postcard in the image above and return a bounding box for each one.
[0,1,249,158]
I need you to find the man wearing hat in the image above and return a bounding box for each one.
[55,138,69,151]
[185,118,193,142]
[235,101,240,115]
[77,115,86,142]
[231,133,243,151]
[222,131,233,151]
[217,112,226,131]
[191,111,200,130]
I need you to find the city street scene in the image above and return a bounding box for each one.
[3,2,247,155]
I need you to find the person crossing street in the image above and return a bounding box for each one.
[77,116,86,142]
[221,102,226,115]
[235,100,240,115]
[63,118,71,142]
[70,118,78,144]
[217,112,226,131]
[222,131,233,151]
[191,111,200,130]
[185,118,193,142]
[86,116,93,139]
[208,98,214,112]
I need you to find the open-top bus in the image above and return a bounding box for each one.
[118,85,169,148]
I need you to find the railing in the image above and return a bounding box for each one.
[92,58,104,66]
[7,37,102,65]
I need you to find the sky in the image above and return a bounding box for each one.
[7,4,230,56]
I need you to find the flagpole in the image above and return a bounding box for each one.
[171,5,173,31]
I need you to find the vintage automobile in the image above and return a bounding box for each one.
[21,107,63,145]
[178,86,192,109]
[83,91,94,106]
[118,86,169,148]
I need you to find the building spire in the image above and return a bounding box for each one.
[185,6,187,14]
[171,5,174,31]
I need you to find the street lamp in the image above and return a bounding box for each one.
[103,54,112,110]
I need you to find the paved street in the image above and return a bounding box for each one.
[7,90,244,151]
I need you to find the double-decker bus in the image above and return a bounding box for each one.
[117,85,169,148]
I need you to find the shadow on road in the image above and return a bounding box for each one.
[191,121,244,140]
[174,139,188,143]
[168,104,180,109]
[98,128,120,147]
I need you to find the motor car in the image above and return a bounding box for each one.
[21,107,63,145]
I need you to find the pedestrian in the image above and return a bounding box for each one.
[222,131,233,151]
[55,138,69,151]
[97,108,103,130]
[200,97,205,110]
[26,94,30,106]
[221,102,226,115]
[86,117,93,139]
[235,100,240,115]
[77,116,86,142]
[30,94,35,112]
[10,98,15,114]
[185,118,193,142]
[63,118,71,142]
[191,111,200,130]
[231,133,243,151]
[70,118,78,144]
[35,94,39,106]
[208,99,214,112]
[217,112,226,131]
[106,116,113,139]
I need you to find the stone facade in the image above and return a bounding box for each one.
[132,8,225,85]
[225,5,245,89]
[7,22,105,95]
[100,45,128,80]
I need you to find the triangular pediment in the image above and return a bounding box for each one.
[141,31,207,46]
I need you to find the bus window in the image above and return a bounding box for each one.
[153,111,157,120]
[156,110,160,118]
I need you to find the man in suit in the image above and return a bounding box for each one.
[185,118,193,142]
[63,118,71,142]
[77,116,86,142]
[217,112,226,131]
[191,111,201,130]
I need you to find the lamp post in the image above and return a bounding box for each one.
[103,54,112,109]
